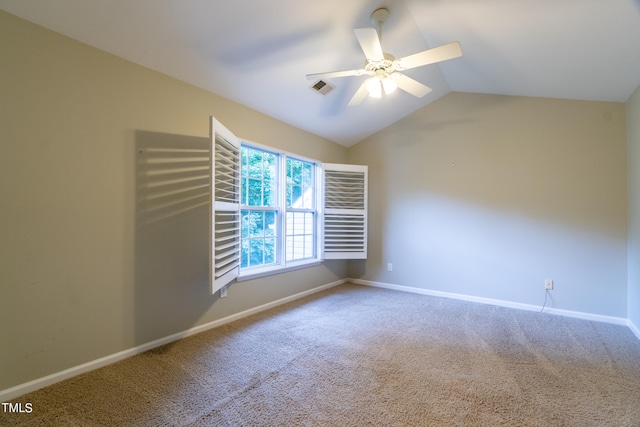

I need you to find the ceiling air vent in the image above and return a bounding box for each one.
[310,80,334,95]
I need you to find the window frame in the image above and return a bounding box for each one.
[237,140,322,281]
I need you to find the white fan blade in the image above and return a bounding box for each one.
[390,73,432,98]
[347,80,370,106]
[395,41,462,70]
[306,68,366,80]
[354,28,384,62]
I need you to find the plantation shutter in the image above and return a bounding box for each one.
[209,117,241,294]
[322,163,368,259]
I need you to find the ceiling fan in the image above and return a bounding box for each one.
[306,8,463,106]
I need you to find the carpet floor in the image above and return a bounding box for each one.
[2,283,640,426]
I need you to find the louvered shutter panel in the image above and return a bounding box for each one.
[322,163,367,259]
[209,117,241,294]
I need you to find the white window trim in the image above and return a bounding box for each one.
[238,140,321,279]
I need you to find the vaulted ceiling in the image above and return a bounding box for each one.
[2,0,639,146]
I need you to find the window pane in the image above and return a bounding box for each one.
[247,150,263,178]
[241,208,278,268]
[246,178,261,206]
[241,149,248,173]
[265,211,276,236]
[290,161,298,182]
[249,239,263,266]
[242,146,277,209]
[241,210,249,238]
[264,153,276,180]
[285,236,293,261]
[293,236,303,260]
[264,238,275,264]
[248,211,264,238]
[241,240,249,268]
[304,235,314,258]
[286,213,292,235]
[264,180,276,206]
[303,163,312,187]
[293,212,305,234]
[286,212,315,261]
[287,157,314,209]
[290,185,302,207]
[241,178,247,205]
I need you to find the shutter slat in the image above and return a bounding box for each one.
[215,142,240,162]
[216,240,240,251]
[215,247,240,262]
[214,261,240,279]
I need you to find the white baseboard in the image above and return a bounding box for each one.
[628,319,640,341]
[0,279,347,402]
[350,279,629,327]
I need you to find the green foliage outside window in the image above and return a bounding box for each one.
[286,158,313,208]
[241,210,276,268]
[242,147,276,207]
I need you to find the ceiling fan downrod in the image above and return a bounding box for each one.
[370,8,389,45]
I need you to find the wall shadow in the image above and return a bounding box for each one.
[134,130,218,347]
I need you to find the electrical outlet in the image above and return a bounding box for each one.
[387,263,393,272]
[545,280,554,290]
[220,286,227,298]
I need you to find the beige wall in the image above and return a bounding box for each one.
[0,11,347,391]
[628,85,640,329]
[348,92,628,317]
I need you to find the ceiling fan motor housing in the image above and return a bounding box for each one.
[365,53,396,75]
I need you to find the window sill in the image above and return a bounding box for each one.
[237,259,323,282]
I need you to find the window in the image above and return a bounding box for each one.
[209,116,367,294]
[239,144,318,271]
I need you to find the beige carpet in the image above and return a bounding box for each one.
[2,283,640,426]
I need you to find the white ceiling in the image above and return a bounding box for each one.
[2,0,639,146]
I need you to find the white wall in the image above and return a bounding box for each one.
[628,85,640,330]
[348,92,628,318]
[0,11,347,392]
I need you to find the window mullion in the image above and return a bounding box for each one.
[278,153,287,267]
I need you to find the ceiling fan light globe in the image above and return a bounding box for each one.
[366,77,382,98]
[382,77,397,95]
